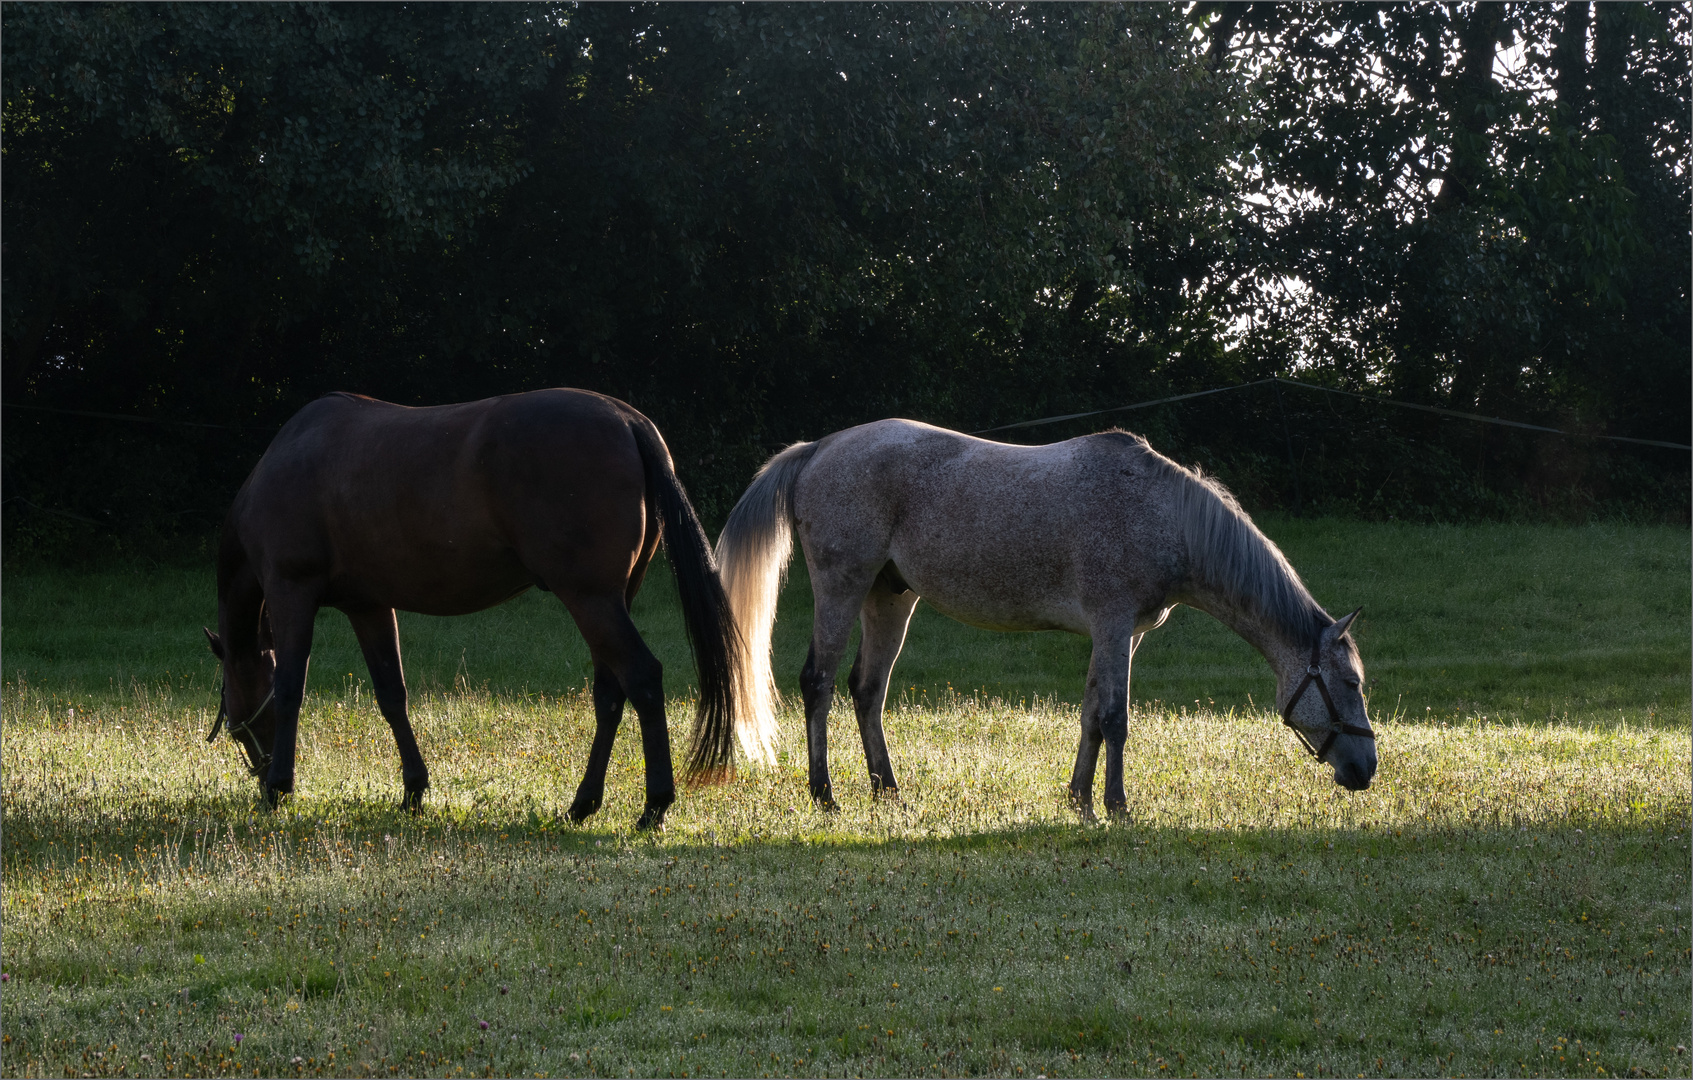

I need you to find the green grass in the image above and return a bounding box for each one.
[2,519,1689,1079]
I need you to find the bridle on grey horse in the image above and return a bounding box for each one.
[206,685,275,777]
[1282,639,1374,760]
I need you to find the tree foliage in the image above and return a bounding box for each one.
[2,2,1686,554]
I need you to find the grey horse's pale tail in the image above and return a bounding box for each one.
[714,440,818,765]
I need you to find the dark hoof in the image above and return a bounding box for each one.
[814,796,839,814]
[261,783,290,809]
[870,784,901,802]
[567,797,602,823]
[635,805,667,831]
[1104,802,1130,822]
[402,787,426,814]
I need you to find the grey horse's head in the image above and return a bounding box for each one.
[1283,610,1376,790]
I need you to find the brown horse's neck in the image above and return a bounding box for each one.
[215,532,270,662]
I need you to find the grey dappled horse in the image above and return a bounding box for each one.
[715,420,1376,818]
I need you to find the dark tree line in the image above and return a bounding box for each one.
[3,2,1687,556]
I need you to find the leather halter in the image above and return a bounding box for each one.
[206,685,275,777]
[1281,639,1374,760]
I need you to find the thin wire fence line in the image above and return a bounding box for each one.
[1275,377,1691,449]
[970,376,1693,451]
[2,402,239,430]
[969,380,1276,434]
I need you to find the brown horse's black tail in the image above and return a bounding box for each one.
[627,413,742,783]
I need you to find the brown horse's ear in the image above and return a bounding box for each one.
[203,627,225,660]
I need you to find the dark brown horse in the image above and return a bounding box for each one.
[202,389,738,829]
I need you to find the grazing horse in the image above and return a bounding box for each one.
[715,419,1375,818]
[202,389,738,829]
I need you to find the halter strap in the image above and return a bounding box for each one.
[1281,639,1374,760]
[206,686,275,777]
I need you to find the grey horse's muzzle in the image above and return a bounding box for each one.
[1330,738,1377,790]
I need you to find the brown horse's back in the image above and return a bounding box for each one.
[232,389,654,616]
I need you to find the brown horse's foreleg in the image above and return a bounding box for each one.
[847,583,919,798]
[346,606,429,811]
[260,585,321,807]
[566,664,625,823]
[567,598,674,830]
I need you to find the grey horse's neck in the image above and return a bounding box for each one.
[1179,581,1324,708]
[1169,468,1328,702]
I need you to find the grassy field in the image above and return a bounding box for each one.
[2,519,1689,1078]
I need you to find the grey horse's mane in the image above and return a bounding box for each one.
[1103,431,1326,643]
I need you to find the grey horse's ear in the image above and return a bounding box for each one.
[1327,608,1362,639]
[203,627,225,660]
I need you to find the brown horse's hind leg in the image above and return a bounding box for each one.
[345,606,430,811]
[566,664,626,823]
[847,582,919,798]
[259,584,322,806]
[563,596,674,830]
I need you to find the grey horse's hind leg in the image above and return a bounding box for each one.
[847,581,920,797]
[1068,629,1139,821]
[799,582,866,811]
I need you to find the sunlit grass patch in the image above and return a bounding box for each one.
[3,682,1687,1079]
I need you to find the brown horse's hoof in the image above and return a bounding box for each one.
[567,797,601,823]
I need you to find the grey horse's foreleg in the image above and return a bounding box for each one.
[1099,632,1142,817]
[1068,629,1137,821]
[847,583,919,797]
[1068,676,1104,821]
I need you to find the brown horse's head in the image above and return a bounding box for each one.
[203,623,278,777]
